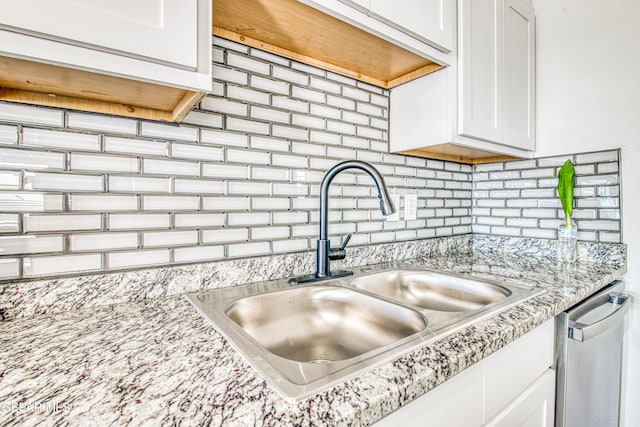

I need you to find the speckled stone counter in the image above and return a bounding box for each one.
[0,237,626,426]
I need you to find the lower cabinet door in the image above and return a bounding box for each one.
[373,361,483,426]
[483,369,556,427]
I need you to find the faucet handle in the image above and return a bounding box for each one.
[329,233,352,261]
[339,233,352,251]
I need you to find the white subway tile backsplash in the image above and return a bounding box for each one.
[251,167,290,181]
[24,214,102,233]
[143,195,199,211]
[310,131,341,146]
[272,154,308,168]
[272,238,308,253]
[228,181,270,195]
[227,52,271,75]
[172,143,224,162]
[0,124,18,144]
[108,213,170,230]
[143,159,199,176]
[0,258,19,279]
[342,86,369,102]
[143,230,198,247]
[327,95,356,110]
[72,154,139,173]
[228,212,270,226]
[226,117,270,135]
[175,213,224,228]
[575,150,618,164]
[272,183,308,196]
[227,148,270,165]
[24,172,103,192]
[0,213,20,233]
[213,65,248,85]
[108,249,170,269]
[201,97,248,116]
[174,245,225,263]
[174,179,225,195]
[0,170,20,190]
[66,112,137,135]
[228,241,271,258]
[104,137,168,156]
[23,253,101,277]
[202,197,250,211]
[252,197,290,210]
[272,66,308,85]
[250,75,290,95]
[202,164,249,179]
[250,106,290,124]
[23,128,100,151]
[70,232,138,252]
[272,96,308,113]
[200,129,248,148]
[0,235,63,255]
[0,193,63,212]
[250,136,289,152]
[292,114,325,130]
[0,103,64,127]
[272,125,308,141]
[140,122,198,142]
[227,85,270,105]
[71,195,138,211]
[251,226,290,240]
[272,211,308,224]
[109,176,170,193]
[0,45,620,283]
[202,228,249,243]
[291,62,324,77]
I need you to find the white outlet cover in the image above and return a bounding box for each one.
[386,194,401,221]
[404,194,418,220]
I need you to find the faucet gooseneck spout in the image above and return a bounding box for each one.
[289,160,396,285]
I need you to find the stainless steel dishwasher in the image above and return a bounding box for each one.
[555,280,631,427]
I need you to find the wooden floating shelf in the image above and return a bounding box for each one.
[400,143,519,164]
[0,56,205,122]
[213,0,444,88]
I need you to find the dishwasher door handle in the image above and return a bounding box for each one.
[569,293,631,342]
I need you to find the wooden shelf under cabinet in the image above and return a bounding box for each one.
[0,56,205,122]
[212,0,444,88]
[401,143,519,164]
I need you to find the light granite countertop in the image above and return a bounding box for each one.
[0,239,626,426]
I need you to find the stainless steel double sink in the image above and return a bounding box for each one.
[187,262,542,401]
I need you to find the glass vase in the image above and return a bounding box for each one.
[557,219,578,263]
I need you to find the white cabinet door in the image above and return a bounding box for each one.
[458,0,535,150]
[370,0,454,52]
[0,0,198,69]
[373,361,484,426]
[484,370,556,427]
[458,0,504,143]
[503,0,535,150]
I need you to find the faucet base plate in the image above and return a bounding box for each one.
[288,270,353,285]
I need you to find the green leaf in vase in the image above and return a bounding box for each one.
[557,159,575,225]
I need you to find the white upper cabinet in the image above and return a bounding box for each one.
[369,0,454,52]
[390,0,535,162]
[308,0,453,65]
[0,0,211,121]
[0,0,198,69]
[459,0,535,150]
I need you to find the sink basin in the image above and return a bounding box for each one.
[351,269,511,312]
[186,262,542,401]
[225,285,426,363]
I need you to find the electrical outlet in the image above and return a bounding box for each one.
[386,194,401,221]
[404,194,417,220]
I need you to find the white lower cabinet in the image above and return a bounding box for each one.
[374,319,555,426]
